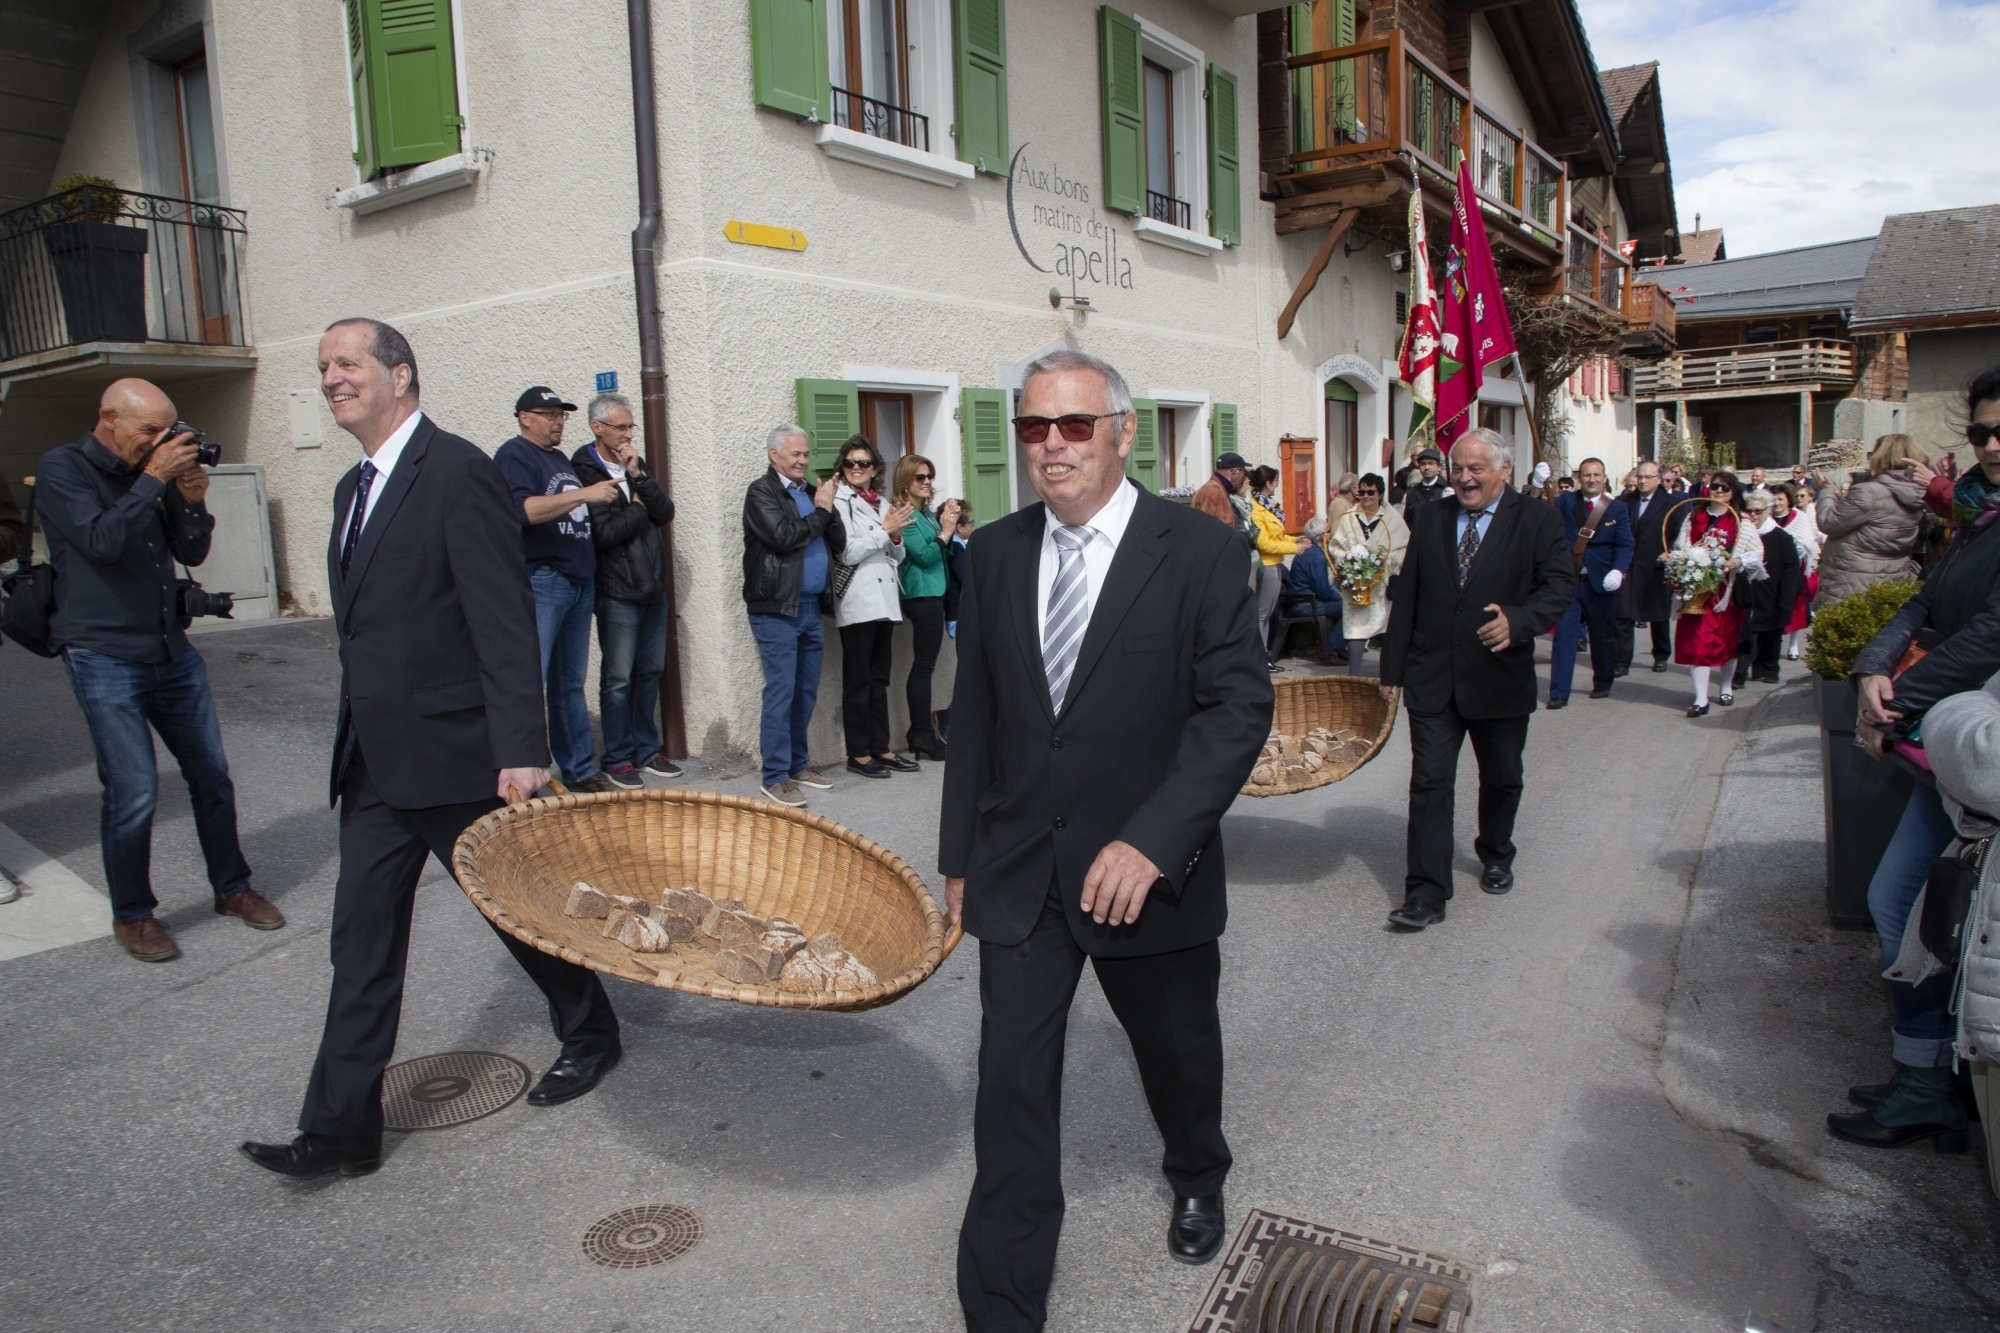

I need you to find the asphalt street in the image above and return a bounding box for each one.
[2,619,1996,1332]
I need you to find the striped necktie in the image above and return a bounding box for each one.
[340,460,378,576]
[1043,525,1092,711]
[1456,508,1487,587]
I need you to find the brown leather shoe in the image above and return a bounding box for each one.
[215,888,285,930]
[114,916,181,962]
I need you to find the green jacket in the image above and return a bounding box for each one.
[899,506,948,600]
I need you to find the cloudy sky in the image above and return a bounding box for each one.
[1575,0,2000,256]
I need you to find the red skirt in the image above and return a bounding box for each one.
[1784,574,1817,634]
[1675,604,1748,667]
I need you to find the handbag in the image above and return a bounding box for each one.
[1918,842,1983,968]
[0,482,57,658]
[828,559,856,601]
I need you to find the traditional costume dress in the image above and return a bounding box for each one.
[1328,504,1409,676]
[1671,503,1765,711]
[1775,508,1819,656]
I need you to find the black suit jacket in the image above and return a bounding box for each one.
[1381,487,1576,719]
[1614,487,1687,623]
[327,416,549,810]
[938,485,1273,957]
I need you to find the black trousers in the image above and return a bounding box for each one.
[903,596,945,743]
[959,889,1229,1333]
[1614,618,1672,673]
[1747,629,1784,679]
[1404,704,1530,909]
[840,619,895,758]
[299,750,619,1138]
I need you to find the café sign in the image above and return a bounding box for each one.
[1005,144,1134,294]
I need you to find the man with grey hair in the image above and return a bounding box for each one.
[1380,428,1574,930]
[941,347,1272,1319]
[742,424,844,806]
[571,391,677,787]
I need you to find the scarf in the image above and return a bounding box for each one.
[855,485,882,507]
[1953,469,2000,530]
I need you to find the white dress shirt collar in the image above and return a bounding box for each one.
[1035,478,1141,638]
[1042,472,1139,548]
[348,409,423,532]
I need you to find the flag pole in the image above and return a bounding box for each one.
[1512,349,1546,469]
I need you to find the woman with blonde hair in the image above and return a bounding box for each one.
[1327,472,1408,675]
[1814,433,1932,605]
[890,453,959,760]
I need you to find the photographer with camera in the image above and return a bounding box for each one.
[35,378,277,962]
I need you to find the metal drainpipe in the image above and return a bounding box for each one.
[627,0,686,759]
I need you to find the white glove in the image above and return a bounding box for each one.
[1601,569,1624,592]
[1529,462,1552,487]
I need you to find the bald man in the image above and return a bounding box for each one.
[36,378,280,962]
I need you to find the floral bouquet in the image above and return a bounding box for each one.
[1332,542,1388,605]
[1664,534,1729,612]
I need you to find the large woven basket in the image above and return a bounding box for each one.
[1239,674,1399,797]
[453,789,959,1011]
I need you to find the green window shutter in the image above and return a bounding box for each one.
[1211,402,1238,465]
[1325,378,1358,402]
[1126,398,1160,493]
[953,0,1008,173]
[795,378,858,481]
[350,0,462,175]
[1206,64,1241,245]
[1097,6,1143,215]
[751,0,831,120]
[960,387,1013,521]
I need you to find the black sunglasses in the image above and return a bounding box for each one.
[1969,423,2000,449]
[1011,411,1126,444]
[912,472,934,482]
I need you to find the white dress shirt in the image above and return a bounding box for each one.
[343,409,424,538]
[1035,477,1140,634]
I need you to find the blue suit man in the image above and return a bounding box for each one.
[1549,459,1634,705]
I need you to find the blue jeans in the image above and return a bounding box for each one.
[748,600,824,785]
[1549,582,1618,699]
[596,594,667,769]
[61,645,251,922]
[531,568,598,782]
[1867,781,1959,1067]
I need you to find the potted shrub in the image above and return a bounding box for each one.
[43,173,149,344]
[1804,579,1921,928]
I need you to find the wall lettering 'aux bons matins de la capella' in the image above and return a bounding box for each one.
[1007,144,1136,294]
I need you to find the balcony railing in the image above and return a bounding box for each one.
[1624,280,1676,347]
[830,86,929,153]
[0,185,247,362]
[1631,339,1856,399]
[1284,30,1565,248]
[1146,190,1192,230]
[1565,224,1629,318]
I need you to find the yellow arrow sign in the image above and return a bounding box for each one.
[723,220,807,252]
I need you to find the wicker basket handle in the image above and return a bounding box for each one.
[504,777,571,806]
[939,918,964,961]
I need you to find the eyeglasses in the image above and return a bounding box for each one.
[912,472,934,482]
[1353,489,1381,498]
[1011,411,1126,444]
[1969,423,2000,448]
[841,458,873,471]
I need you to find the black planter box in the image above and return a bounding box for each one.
[45,220,149,344]
[1818,676,1912,930]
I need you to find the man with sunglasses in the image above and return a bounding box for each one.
[941,350,1272,1327]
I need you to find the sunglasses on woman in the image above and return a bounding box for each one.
[1011,411,1126,444]
[912,472,933,482]
[842,458,873,471]
[1969,423,2000,448]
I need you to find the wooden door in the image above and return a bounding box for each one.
[1279,435,1316,534]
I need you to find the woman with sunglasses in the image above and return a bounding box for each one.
[1829,364,2000,1152]
[890,454,959,761]
[1665,469,1765,716]
[830,436,917,778]
[1326,472,1407,675]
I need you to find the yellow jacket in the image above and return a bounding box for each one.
[1250,501,1294,565]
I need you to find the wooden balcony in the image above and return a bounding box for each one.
[1622,280,1676,356]
[1266,29,1565,268]
[1631,339,1856,401]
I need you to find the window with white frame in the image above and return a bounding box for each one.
[1136,23,1203,233]
[1097,7,1236,253]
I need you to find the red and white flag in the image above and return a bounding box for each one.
[1396,191,1438,438]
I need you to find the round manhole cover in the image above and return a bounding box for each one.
[581,1204,704,1271]
[381,1051,530,1131]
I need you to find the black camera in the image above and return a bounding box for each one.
[175,578,233,624]
[168,421,222,468]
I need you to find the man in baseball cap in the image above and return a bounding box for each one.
[1194,452,1250,527]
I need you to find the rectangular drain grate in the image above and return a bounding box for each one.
[1184,1209,1481,1333]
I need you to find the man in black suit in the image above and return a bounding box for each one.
[242,318,620,1180]
[940,350,1272,1330]
[1614,461,1685,675]
[1379,429,1575,929]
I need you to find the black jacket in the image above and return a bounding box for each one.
[1381,487,1576,719]
[939,485,1273,957]
[742,468,844,617]
[942,536,969,622]
[37,431,214,663]
[328,415,548,810]
[570,443,673,604]
[1614,486,1689,624]
[1741,525,1804,634]
[1401,474,1450,523]
[1853,517,2000,721]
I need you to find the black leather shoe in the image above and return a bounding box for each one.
[1686,703,1710,718]
[1545,697,1568,710]
[1387,900,1446,930]
[240,1132,381,1179]
[846,757,891,779]
[877,753,920,773]
[1826,1110,1968,1152]
[528,1046,622,1107]
[1480,864,1514,894]
[1850,1068,1982,1120]
[1651,661,1670,673]
[1717,693,1735,707]
[1588,687,1611,699]
[1168,1193,1226,1265]
[1612,667,1630,678]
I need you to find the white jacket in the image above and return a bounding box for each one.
[831,485,905,628]
[1328,506,1409,641]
